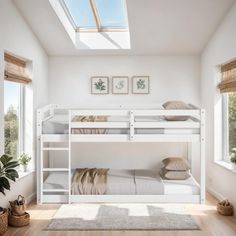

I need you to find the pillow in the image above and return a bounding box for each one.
[162,101,191,121]
[162,157,190,171]
[160,168,190,180]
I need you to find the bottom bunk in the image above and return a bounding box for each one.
[41,169,200,203]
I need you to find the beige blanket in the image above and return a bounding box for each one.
[72,116,109,134]
[71,168,109,195]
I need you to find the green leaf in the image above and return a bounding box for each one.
[0,154,12,165]
[0,185,5,195]
[0,177,10,190]
[5,169,19,178]
[4,161,19,169]
[5,173,16,182]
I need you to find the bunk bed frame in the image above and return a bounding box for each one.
[37,104,205,204]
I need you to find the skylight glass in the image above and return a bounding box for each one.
[95,0,128,28]
[62,0,128,31]
[64,0,96,28]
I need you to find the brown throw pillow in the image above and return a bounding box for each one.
[162,157,190,171]
[162,101,191,121]
[160,168,190,180]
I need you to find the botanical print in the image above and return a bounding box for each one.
[112,77,129,94]
[91,77,109,94]
[136,79,146,89]
[132,76,149,94]
[95,79,106,91]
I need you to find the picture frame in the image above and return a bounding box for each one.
[112,76,129,94]
[91,76,109,94]
[132,76,150,94]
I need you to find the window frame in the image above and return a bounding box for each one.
[222,93,229,162]
[4,80,25,160]
[60,0,129,32]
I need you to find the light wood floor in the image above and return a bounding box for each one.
[4,193,236,236]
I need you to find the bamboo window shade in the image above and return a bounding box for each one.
[4,53,32,84]
[218,59,236,93]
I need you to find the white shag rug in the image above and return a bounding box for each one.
[45,204,200,231]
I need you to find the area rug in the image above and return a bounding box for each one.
[45,204,200,231]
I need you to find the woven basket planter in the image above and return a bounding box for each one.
[8,211,30,227]
[217,203,234,216]
[0,209,8,235]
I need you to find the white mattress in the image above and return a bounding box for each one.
[134,170,164,194]
[162,175,200,195]
[106,169,136,195]
[43,170,200,196]
[43,172,68,190]
[42,114,197,135]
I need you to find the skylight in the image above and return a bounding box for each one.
[62,0,128,31]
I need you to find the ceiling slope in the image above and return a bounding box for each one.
[13,0,235,56]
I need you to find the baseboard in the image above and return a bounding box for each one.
[207,186,225,201]
[26,192,36,205]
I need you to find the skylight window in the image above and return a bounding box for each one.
[64,0,96,28]
[62,0,128,32]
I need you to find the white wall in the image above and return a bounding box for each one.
[0,0,48,207]
[49,56,201,178]
[49,56,200,106]
[201,3,236,211]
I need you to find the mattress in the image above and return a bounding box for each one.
[42,114,197,134]
[106,169,136,195]
[43,170,200,195]
[43,172,68,190]
[134,170,164,194]
[162,175,200,195]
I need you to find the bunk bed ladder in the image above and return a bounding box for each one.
[39,135,70,204]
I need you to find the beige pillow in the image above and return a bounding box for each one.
[160,168,190,180]
[162,101,190,121]
[162,157,190,171]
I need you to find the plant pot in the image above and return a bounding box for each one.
[23,165,28,172]
[0,209,8,235]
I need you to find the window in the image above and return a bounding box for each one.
[222,93,236,162]
[219,59,236,162]
[4,52,31,160]
[4,81,24,160]
[62,0,128,31]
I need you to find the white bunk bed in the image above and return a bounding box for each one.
[37,104,205,204]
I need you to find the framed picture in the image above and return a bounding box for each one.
[91,76,109,94]
[132,76,150,94]
[112,76,129,94]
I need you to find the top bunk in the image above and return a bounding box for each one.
[37,104,205,143]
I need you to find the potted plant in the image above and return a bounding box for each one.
[19,153,31,172]
[230,148,236,169]
[0,154,19,235]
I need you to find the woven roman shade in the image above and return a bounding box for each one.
[4,53,32,84]
[218,60,236,93]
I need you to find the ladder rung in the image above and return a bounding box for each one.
[43,168,69,172]
[43,147,69,151]
[43,189,69,193]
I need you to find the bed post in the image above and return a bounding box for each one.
[130,110,134,141]
[200,109,206,204]
[36,109,42,204]
[68,110,72,204]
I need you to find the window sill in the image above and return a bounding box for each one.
[214,161,236,173]
[17,170,35,181]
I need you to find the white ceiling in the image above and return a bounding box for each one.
[13,0,235,56]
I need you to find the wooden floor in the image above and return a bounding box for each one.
[4,194,236,236]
